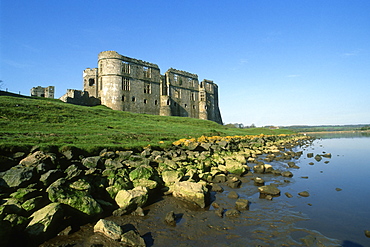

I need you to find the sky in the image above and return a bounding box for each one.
[1,0,369,126]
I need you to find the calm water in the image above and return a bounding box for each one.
[286,134,370,246]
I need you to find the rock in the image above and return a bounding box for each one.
[212,174,227,183]
[47,178,102,216]
[365,230,370,238]
[3,213,29,231]
[281,171,293,177]
[57,225,73,236]
[264,164,274,173]
[212,202,220,208]
[19,151,54,167]
[225,159,246,175]
[307,153,314,158]
[322,153,332,158]
[298,191,310,197]
[265,195,273,200]
[314,155,322,162]
[254,177,265,186]
[64,164,83,180]
[1,165,36,188]
[211,184,224,192]
[225,209,240,217]
[10,186,39,202]
[132,178,158,190]
[121,229,146,247]
[21,195,47,212]
[227,176,242,189]
[258,185,281,196]
[171,181,208,208]
[162,170,183,186]
[235,199,249,210]
[26,202,64,238]
[335,188,342,191]
[129,165,154,181]
[164,211,176,226]
[40,169,63,187]
[227,191,239,199]
[94,219,122,241]
[115,186,148,212]
[0,155,17,172]
[131,207,145,217]
[82,156,102,169]
[287,162,300,169]
[215,207,224,217]
[285,192,293,198]
[253,164,265,173]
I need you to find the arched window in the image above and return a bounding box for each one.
[132,96,136,102]
[89,78,95,86]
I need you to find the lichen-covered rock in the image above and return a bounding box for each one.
[94,219,122,241]
[162,170,183,186]
[132,178,158,190]
[82,156,102,169]
[21,195,47,212]
[40,169,63,187]
[1,165,36,188]
[129,165,153,181]
[3,213,29,231]
[171,181,208,208]
[115,186,148,211]
[225,159,246,175]
[47,178,102,216]
[258,184,281,196]
[10,186,39,203]
[121,229,146,247]
[26,202,64,238]
[19,151,55,167]
[64,164,83,180]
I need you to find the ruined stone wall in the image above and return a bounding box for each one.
[30,86,54,98]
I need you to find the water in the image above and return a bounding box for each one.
[285,135,370,246]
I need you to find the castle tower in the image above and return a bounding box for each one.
[198,81,208,120]
[98,51,124,111]
[83,68,98,98]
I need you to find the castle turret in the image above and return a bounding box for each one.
[198,81,207,120]
[98,51,124,111]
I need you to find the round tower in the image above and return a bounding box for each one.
[98,51,123,111]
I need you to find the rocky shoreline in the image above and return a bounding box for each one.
[1,134,316,246]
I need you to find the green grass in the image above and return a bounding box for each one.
[0,96,295,153]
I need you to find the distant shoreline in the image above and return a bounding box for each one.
[299,130,370,134]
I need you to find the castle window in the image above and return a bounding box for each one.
[122,61,130,74]
[184,104,187,108]
[122,95,125,101]
[167,99,170,105]
[187,78,192,86]
[174,74,178,82]
[174,89,181,98]
[191,92,195,101]
[89,78,95,86]
[132,96,136,102]
[122,77,130,91]
[143,66,151,78]
[154,100,158,105]
[200,92,205,101]
[144,82,151,94]
[193,105,196,109]
[144,99,147,104]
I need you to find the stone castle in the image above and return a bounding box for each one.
[60,51,222,124]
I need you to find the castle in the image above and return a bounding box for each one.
[60,51,222,124]
[31,86,54,98]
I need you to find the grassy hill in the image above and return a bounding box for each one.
[0,96,295,153]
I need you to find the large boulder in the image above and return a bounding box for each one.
[115,186,148,212]
[26,202,64,238]
[19,151,55,167]
[47,178,102,216]
[171,181,208,208]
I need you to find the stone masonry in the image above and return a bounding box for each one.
[31,86,54,98]
[60,51,222,124]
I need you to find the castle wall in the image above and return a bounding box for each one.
[78,51,223,124]
[30,86,54,98]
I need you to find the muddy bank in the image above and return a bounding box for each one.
[0,134,340,246]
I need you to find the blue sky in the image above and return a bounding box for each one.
[1,0,369,126]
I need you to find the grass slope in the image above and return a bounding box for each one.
[0,96,295,153]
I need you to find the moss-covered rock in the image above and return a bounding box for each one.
[129,165,153,181]
[115,186,148,211]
